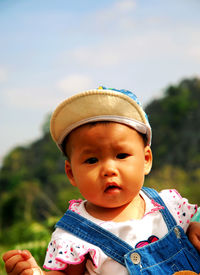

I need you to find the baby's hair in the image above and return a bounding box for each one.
[61,121,148,160]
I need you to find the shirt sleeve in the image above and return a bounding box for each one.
[159,189,198,232]
[43,227,100,271]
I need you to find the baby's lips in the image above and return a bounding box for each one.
[104,182,121,192]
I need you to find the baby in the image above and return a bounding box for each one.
[3,87,200,274]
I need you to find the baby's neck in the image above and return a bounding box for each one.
[85,194,145,222]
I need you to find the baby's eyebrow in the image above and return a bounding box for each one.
[80,148,96,156]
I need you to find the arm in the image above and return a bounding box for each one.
[2,250,86,275]
[187,222,200,252]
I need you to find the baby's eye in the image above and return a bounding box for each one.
[84,157,98,164]
[116,153,130,159]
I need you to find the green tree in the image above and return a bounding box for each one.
[145,78,200,171]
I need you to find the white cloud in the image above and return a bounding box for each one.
[67,1,200,70]
[185,30,200,60]
[71,45,121,67]
[2,87,59,110]
[0,67,8,83]
[91,0,136,33]
[69,33,171,67]
[114,0,136,13]
[188,46,200,60]
[57,74,94,93]
[2,75,95,112]
[67,26,200,69]
[96,0,136,20]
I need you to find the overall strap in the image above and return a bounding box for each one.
[142,187,177,230]
[56,209,133,266]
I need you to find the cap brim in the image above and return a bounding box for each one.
[50,89,151,152]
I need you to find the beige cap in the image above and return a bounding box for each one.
[50,88,151,153]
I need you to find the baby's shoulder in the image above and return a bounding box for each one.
[159,189,197,228]
[68,199,84,214]
[159,189,183,202]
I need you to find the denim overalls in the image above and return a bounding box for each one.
[56,187,200,274]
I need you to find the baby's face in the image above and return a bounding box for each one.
[65,122,152,210]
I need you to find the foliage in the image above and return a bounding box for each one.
[145,165,200,205]
[2,221,49,245]
[145,78,200,171]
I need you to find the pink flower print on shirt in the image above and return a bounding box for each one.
[135,235,159,248]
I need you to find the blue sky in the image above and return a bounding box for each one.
[1,0,200,163]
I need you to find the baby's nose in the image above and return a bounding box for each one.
[101,161,118,177]
[104,170,116,177]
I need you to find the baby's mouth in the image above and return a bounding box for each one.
[104,182,121,193]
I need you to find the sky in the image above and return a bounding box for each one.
[0,0,200,164]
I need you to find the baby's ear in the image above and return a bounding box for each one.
[65,160,77,186]
[144,146,153,175]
